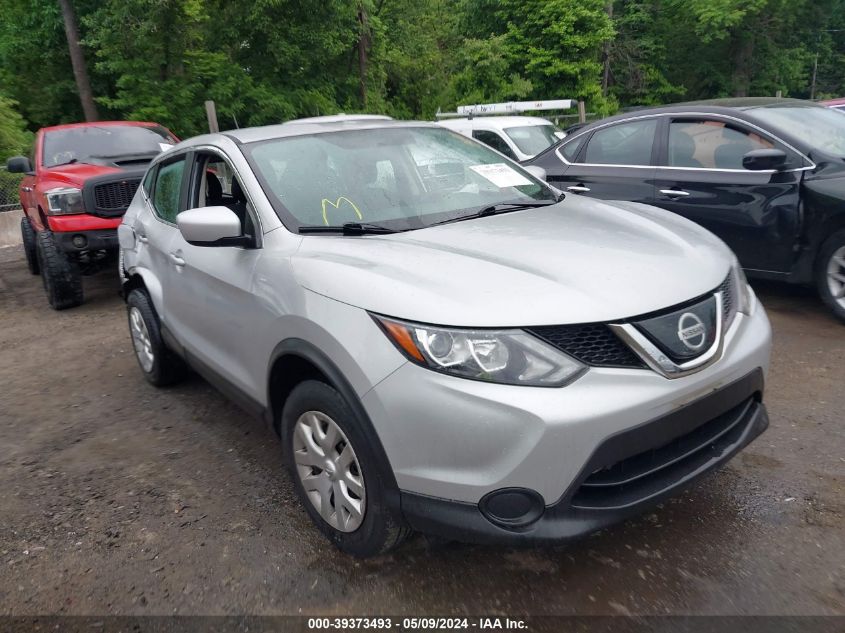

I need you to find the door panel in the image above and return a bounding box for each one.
[652,168,801,273]
[162,150,271,402]
[653,117,802,273]
[165,234,265,400]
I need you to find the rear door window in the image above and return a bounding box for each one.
[151,157,186,223]
[583,119,658,166]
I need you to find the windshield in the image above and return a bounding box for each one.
[504,124,562,156]
[42,125,177,167]
[245,126,556,231]
[748,106,845,157]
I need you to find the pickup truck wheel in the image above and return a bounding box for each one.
[126,289,187,386]
[20,216,39,275]
[282,380,412,557]
[817,230,845,324]
[36,230,83,310]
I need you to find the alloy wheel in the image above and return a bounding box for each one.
[293,410,366,532]
[827,246,845,309]
[129,307,155,372]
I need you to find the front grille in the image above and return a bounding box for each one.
[93,179,140,215]
[571,397,755,510]
[526,324,645,368]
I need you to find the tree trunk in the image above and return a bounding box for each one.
[58,0,98,121]
[357,3,369,108]
[602,1,613,97]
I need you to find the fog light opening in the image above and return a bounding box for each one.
[479,487,545,529]
[72,234,88,249]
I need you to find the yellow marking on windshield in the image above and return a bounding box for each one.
[321,197,363,225]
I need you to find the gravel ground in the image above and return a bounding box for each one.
[0,244,843,616]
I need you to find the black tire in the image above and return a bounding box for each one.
[35,230,83,310]
[816,229,845,324]
[281,380,412,557]
[20,216,39,275]
[126,288,187,387]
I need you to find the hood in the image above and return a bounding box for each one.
[41,163,126,188]
[292,196,733,327]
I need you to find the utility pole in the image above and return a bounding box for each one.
[57,0,98,121]
[810,29,843,101]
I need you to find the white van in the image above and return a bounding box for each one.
[437,116,565,162]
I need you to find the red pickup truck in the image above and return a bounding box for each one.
[6,121,178,309]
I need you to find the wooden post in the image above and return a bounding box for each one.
[578,100,587,124]
[776,90,783,98]
[205,100,220,133]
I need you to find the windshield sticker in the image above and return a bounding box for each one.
[321,196,363,225]
[469,163,532,188]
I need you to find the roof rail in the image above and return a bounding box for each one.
[436,99,574,119]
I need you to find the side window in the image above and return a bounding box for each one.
[190,152,254,237]
[152,158,186,223]
[584,119,657,166]
[472,130,517,160]
[561,134,587,162]
[668,119,773,170]
[142,165,156,197]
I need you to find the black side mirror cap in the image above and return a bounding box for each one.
[6,156,32,174]
[742,148,788,171]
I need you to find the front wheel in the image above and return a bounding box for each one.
[282,380,411,557]
[816,229,845,324]
[36,230,82,310]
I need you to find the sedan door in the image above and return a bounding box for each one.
[530,117,658,203]
[652,117,803,274]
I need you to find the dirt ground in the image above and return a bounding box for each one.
[0,244,843,617]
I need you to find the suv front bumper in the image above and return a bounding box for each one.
[398,369,767,545]
[361,293,771,543]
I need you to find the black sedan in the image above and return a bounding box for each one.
[525,98,845,322]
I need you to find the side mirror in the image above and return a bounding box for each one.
[177,206,248,247]
[742,148,788,171]
[6,156,32,174]
[524,165,547,181]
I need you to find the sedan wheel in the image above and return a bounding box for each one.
[826,245,845,309]
[292,410,366,532]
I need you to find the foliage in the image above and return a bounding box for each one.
[0,0,844,141]
[0,96,33,160]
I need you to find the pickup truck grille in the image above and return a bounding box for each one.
[92,179,141,216]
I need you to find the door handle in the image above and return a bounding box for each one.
[567,185,591,193]
[168,252,186,267]
[21,186,33,192]
[137,234,148,244]
[659,189,690,198]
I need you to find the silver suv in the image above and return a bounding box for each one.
[118,119,772,557]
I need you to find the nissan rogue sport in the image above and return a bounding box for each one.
[118,117,772,557]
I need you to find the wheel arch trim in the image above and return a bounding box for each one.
[267,338,401,500]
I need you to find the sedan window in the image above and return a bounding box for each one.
[668,120,772,170]
[583,119,657,166]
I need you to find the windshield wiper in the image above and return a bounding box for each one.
[429,201,557,227]
[298,222,397,235]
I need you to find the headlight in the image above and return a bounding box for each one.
[373,315,586,387]
[46,187,85,215]
[731,258,754,316]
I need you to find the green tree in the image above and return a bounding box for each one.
[0,95,33,160]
